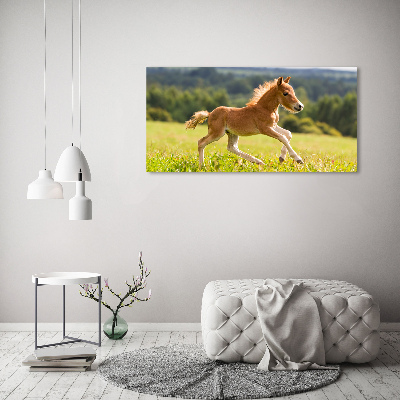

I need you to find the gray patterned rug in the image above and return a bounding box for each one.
[98,344,340,399]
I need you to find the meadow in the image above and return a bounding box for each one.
[146,121,357,172]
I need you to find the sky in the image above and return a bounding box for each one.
[323,67,357,72]
[284,67,357,72]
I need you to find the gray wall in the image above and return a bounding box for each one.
[1,0,399,323]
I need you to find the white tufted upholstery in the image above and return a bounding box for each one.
[201,279,380,364]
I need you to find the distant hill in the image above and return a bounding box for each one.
[146,67,357,102]
[217,67,356,80]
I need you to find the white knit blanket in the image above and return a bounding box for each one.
[255,279,336,371]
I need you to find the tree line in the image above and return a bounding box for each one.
[147,67,357,102]
[146,68,357,138]
[279,91,357,138]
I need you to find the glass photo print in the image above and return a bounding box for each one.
[146,67,357,172]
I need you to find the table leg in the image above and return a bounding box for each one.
[33,276,102,349]
[35,278,38,350]
[98,276,102,347]
[63,285,66,339]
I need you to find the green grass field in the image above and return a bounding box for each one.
[146,121,357,172]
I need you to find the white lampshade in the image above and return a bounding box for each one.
[27,170,64,199]
[69,181,92,220]
[54,145,91,182]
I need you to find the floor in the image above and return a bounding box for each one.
[0,330,399,400]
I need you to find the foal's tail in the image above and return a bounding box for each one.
[185,111,209,130]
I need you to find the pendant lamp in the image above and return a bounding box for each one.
[69,171,92,220]
[27,0,63,200]
[54,145,91,182]
[54,0,92,220]
[27,170,63,199]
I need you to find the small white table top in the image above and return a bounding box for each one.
[32,272,101,285]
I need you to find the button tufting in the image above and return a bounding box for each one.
[202,278,380,364]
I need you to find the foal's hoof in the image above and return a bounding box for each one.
[279,157,284,163]
[296,159,304,164]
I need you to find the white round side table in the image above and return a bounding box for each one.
[32,272,102,349]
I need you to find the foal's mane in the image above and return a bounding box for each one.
[246,79,277,106]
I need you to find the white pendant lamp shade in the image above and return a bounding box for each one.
[27,169,63,199]
[54,145,91,182]
[69,181,92,220]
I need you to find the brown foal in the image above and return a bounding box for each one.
[185,77,304,168]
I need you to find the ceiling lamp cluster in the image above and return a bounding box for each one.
[27,0,92,221]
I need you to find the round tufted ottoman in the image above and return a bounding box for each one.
[201,279,380,364]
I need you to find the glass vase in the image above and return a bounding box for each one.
[103,312,128,340]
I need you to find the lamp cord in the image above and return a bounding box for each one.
[73,0,84,177]
[44,0,47,170]
[71,0,74,147]
[79,0,82,153]
[78,0,84,175]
